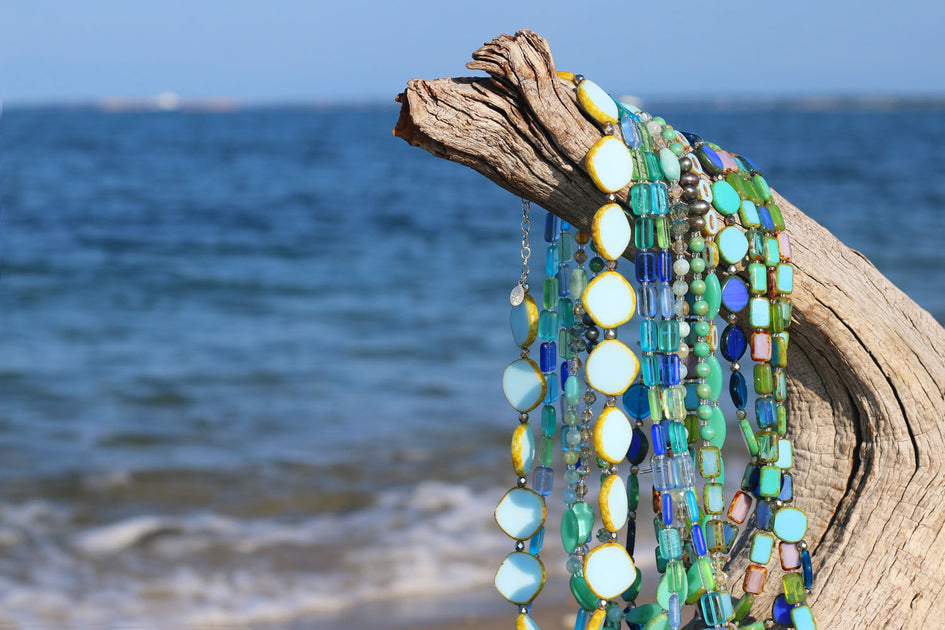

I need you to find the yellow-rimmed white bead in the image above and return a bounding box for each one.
[495,551,545,604]
[582,271,636,329]
[494,487,546,540]
[585,136,633,193]
[583,543,636,599]
[599,474,628,532]
[585,340,639,396]
[593,406,632,464]
[577,79,619,124]
[586,608,607,630]
[515,613,542,630]
[511,422,535,477]
[591,203,631,261]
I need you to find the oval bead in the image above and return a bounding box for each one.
[594,406,633,464]
[717,226,750,265]
[510,293,539,348]
[577,80,619,124]
[704,272,721,319]
[773,507,808,543]
[584,543,637,599]
[711,180,741,215]
[658,147,680,181]
[622,383,650,420]
[586,136,634,193]
[706,356,723,402]
[586,340,639,396]
[600,474,628,531]
[721,277,750,313]
[707,406,727,450]
[511,422,536,477]
[592,203,632,260]
[495,551,545,604]
[582,271,637,329]
[495,487,546,540]
[720,324,747,361]
[503,358,547,412]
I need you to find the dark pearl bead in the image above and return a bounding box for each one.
[678,156,692,173]
[689,216,706,231]
[679,172,700,187]
[689,199,710,216]
[582,313,595,326]
[584,327,599,341]
[681,186,698,201]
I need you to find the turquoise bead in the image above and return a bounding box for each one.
[703,482,724,514]
[711,180,741,215]
[777,263,794,294]
[565,375,582,405]
[538,310,558,340]
[790,604,817,630]
[706,356,723,402]
[717,226,749,265]
[657,320,680,352]
[749,532,775,564]
[739,199,761,228]
[750,297,771,328]
[659,147,680,181]
[704,272,721,319]
[758,465,781,497]
[773,507,808,543]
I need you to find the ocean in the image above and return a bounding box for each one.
[0,101,943,628]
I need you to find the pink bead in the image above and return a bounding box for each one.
[751,332,772,362]
[718,150,739,173]
[777,233,793,261]
[743,564,768,594]
[727,490,754,524]
[780,542,801,570]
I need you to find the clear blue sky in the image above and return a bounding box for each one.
[1,0,943,104]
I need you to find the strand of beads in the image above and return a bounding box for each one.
[497,200,547,630]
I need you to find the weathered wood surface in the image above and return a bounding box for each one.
[394,30,945,629]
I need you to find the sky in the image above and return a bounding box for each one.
[1,0,943,105]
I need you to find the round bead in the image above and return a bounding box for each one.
[585,340,639,396]
[689,279,706,295]
[694,341,710,357]
[494,487,546,540]
[583,543,637,599]
[495,552,546,604]
[503,358,548,412]
[690,257,706,274]
[582,271,637,329]
[672,258,690,276]
[692,300,709,316]
[689,236,705,253]
[699,425,716,441]
[717,226,750,265]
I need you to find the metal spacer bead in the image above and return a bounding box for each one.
[517,476,528,487]
[515,540,525,551]
[519,605,529,615]
[519,412,529,422]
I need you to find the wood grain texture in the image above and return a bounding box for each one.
[394,30,945,629]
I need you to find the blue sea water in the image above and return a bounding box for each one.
[0,101,943,628]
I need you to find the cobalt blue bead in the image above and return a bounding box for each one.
[540,342,556,373]
[742,463,760,493]
[772,594,793,626]
[756,500,773,530]
[661,493,673,526]
[623,383,651,420]
[625,517,637,556]
[697,145,725,175]
[556,265,570,296]
[741,154,763,174]
[635,251,657,283]
[756,397,776,428]
[544,213,561,242]
[656,251,673,283]
[681,131,702,145]
[720,324,747,361]
[779,473,794,502]
[660,354,681,386]
[638,283,657,318]
[721,277,750,312]
[729,371,749,409]
[560,361,570,389]
[691,524,708,556]
[801,549,814,588]
[651,423,667,456]
[626,427,649,465]
[759,205,774,230]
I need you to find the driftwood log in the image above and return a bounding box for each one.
[393,30,945,629]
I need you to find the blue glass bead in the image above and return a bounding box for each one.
[560,426,571,453]
[772,594,793,626]
[691,523,708,556]
[658,527,682,559]
[543,374,559,403]
[685,490,701,521]
[729,372,748,409]
[697,145,725,176]
[545,245,559,277]
[741,463,760,493]
[626,428,648,465]
[758,205,774,230]
[779,473,794,502]
[700,592,725,626]
[656,251,673,283]
[721,277,750,313]
[641,320,659,352]
[638,283,657,318]
[540,342,556,373]
[756,500,773,530]
[574,609,589,630]
[661,493,673,525]
[625,517,637,556]
[674,452,696,488]
[651,423,667,456]
[529,526,545,555]
[532,465,554,496]
[681,131,702,145]
[741,154,762,174]
[658,282,674,318]
[801,549,814,588]
[651,182,669,215]
[635,251,657,283]
[660,354,681,386]
[556,268,571,299]
[544,213,561,242]
[756,397,776,428]
[561,220,570,231]
[720,324,747,361]
[560,361,570,389]
[620,116,640,148]
[653,455,674,492]
[623,383,650,420]
[642,355,660,387]
[668,594,681,629]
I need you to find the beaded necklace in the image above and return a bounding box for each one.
[496,73,815,630]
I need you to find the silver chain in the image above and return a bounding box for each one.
[519,198,531,288]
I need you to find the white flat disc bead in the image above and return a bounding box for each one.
[511,422,536,477]
[577,80,619,124]
[503,358,547,412]
[585,340,639,396]
[599,474,628,532]
[495,551,545,605]
[515,613,541,630]
[495,487,546,540]
[586,136,634,194]
[582,271,636,329]
[583,543,636,599]
[593,406,633,464]
[592,203,631,261]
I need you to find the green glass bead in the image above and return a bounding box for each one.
[635,216,654,249]
[559,233,574,263]
[689,279,706,295]
[699,424,715,441]
[748,262,767,294]
[665,560,687,594]
[565,375,582,405]
[692,300,709,316]
[631,183,652,216]
[783,571,807,604]
[753,174,773,202]
[773,299,792,333]
[706,356,723,402]
[559,329,574,360]
[558,297,574,328]
[572,501,594,541]
[661,128,676,140]
[668,422,688,452]
[764,236,780,267]
[694,319,712,338]
[564,410,578,426]
[750,532,775,565]
[561,508,579,553]
[685,414,700,444]
[703,482,724,514]
[689,236,705,253]
[758,465,781,497]
[569,574,599,611]
[704,273,721,319]
[644,151,664,181]
[776,403,788,436]
[694,360,710,377]
[669,142,684,156]
[747,230,765,261]
[776,263,794,294]
[698,446,721,478]
[658,320,680,352]
[774,369,786,402]
[741,622,765,630]
[758,429,779,462]
[696,383,711,399]
[626,473,640,511]
[543,278,559,310]
[739,199,761,228]
[539,435,554,466]
[707,406,726,449]
[538,309,559,341]
[563,450,578,465]
[659,147,680,181]
[654,216,670,249]
[697,404,712,420]
[694,341,710,358]
[541,405,556,434]
[643,613,669,630]
[772,332,789,367]
[739,419,759,456]
[732,593,754,623]
[570,268,588,297]
[754,364,773,395]
[767,203,786,231]
[689,256,706,274]
[589,256,605,273]
[621,567,644,603]
[662,385,687,420]
[695,556,716,591]
[625,603,662,625]
[749,297,771,328]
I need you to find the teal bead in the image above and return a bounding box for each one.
[698,446,721,478]
[695,383,711,399]
[693,321,710,337]
[689,279,706,295]
[559,232,574,263]
[694,361,711,378]
[658,320,680,352]
[699,424,715,441]
[703,482,724,514]
[738,199,761,228]
[758,465,781,497]
[706,356,723,402]
[541,404,556,434]
[703,272,721,319]
[748,262,767,294]
[659,147,680,181]
[565,375,582,405]
[717,226,749,265]
[658,527,683,559]
[749,532,775,564]
[777,263,794,294]
[750,297,771,328]
[689,236,705,253]
[693,341,710,358]
[689,257,706,274]
[707,406,727,449]
[711,180,741,215]
[538,309,559,340]
[692,300,709,316]
[764,236,780,267]
[697,404,712,420]
[558,297,575,327]
[631,183,653,216]
[635,216,654,249]
[543,278,559,310]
